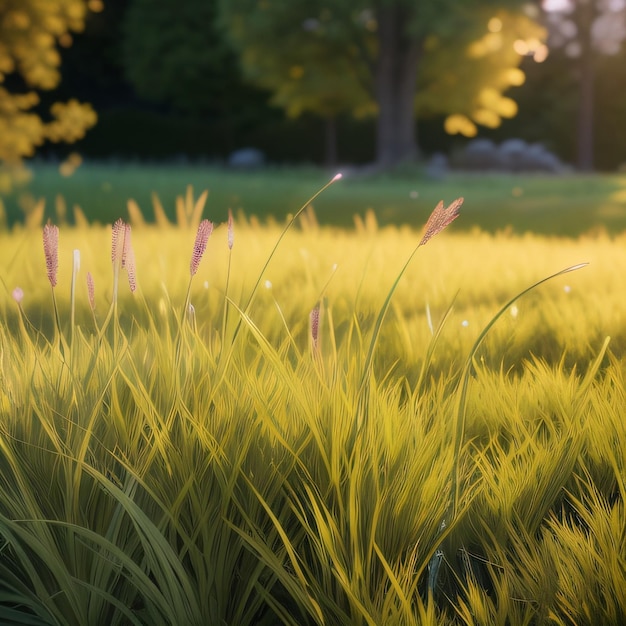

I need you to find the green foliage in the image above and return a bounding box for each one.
[218,0,374,120]
[121,0,266,121]
[218,0,544,132]
[0,186,625,623]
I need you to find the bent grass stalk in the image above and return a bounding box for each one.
[450,262,590,521]
[357,197,463,428]
[225,174,342,353]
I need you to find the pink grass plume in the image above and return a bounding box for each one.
[43,222,59,287]
[122,223,137,292]
[190,219,213,276]
[111,218,125,265]
[86,272,96,310]
[419,197,463,246]
[227,209,234,250]
[310,304,320,353]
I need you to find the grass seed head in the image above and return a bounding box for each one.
[419,197,463,246]
[310,304,320,352]
[86,272,95,310]
[121,223,131,269]
[111,218,125,265]
[122,224,137,292]
[227,209,234,250]
[42,222,59,287]
[190,219,213,276]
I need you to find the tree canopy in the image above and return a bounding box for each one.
[219,0,546,165]
[0,0,100,188]
[121,0,270,140]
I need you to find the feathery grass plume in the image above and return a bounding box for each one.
[86,272,95,312]
[111,218,125,266]
[102,218,129,340]
[122,223,137,293]
[183,219,213,319]
[42,221,63,345]
[110,218,125,308]
[310,304,320,355]
[87,272,98,342]
[227,208,234,250]
[419,197,463,246]
[43,222,59,287]
[190,219,213,276]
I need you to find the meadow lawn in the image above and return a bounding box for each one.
[4,161,626,236]
[0,164,625,625]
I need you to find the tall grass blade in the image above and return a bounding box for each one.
[450,262,589,519]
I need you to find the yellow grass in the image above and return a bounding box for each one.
[0,206,625,625]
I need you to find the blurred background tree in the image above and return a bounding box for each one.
[218,0,545,167]
[2,0,624,171]
[539,0,626,170]
[121,0,269,152]
[0,0,100,190]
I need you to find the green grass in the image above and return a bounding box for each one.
[0,181,625,624]
[5,162,626,236]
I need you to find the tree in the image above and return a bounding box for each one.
[0,0,100,189]
[539,0,626,170]
[218,0,545,167]
[121,0,270,151]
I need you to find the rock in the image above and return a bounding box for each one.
[227,147,266,169]
[452,138,566,173]
[425,152,449,179]
[458,139,499,170]
[499,139,529,172]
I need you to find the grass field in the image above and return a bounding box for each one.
[4,161,626,236]
[0,172,625,624]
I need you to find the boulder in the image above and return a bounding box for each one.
[228,147,266,169]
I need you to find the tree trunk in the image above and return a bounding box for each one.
[576,1,595,171]
[374,5,421,168]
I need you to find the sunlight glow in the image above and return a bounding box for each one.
[488,17,503,33]
[534,44,549,62]
[542,0,573,11]
[513,39,529,55]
